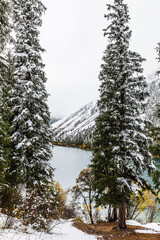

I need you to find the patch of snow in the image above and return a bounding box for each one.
[126,220,142,226]
[0,220,98,240]
[145,223,160,232]
[51,220,97,240]
[127,220,160,234]
[135,230,159,234]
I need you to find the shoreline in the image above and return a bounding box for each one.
[52,142,92,151]
[52,143,160,163]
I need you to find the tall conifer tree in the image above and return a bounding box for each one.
[11,0,54,223]
[91,0,154,229]
[0,0,10,51]
[151,42,160,202]
[0,0,11,194]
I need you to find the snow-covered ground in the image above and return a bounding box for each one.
[0,220,97,240]
[0,217,160,239]
[126,220,160,234]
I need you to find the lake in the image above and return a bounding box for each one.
[51,146,92,189]
[50,146,160,189]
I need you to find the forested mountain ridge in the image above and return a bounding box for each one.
[146,77,160,126]
[52,78,160,147]
[52,102,98,148]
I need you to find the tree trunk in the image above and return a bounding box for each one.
[89,190,94,224]
[112,207,118,221]
[126,204,132,219]
[108,206,118,222]
[118,194,127,229]
[89,209,94,224]
[107,205,112,221]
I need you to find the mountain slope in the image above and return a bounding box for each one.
[52,78,160,147]
[52,102,98,147]
[146,78,160,126]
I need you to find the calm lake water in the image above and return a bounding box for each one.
[50,146,160,189]
[51,146,92,189]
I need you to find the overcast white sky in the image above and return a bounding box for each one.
[40,0,160,118]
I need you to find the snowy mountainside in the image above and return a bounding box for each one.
[50,117,61,124]
[52,102,98,147]
[146,77,160,126]
[52,79,160,146]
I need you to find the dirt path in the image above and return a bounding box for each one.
[73,221,160,240]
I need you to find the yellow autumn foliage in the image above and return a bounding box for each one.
[130,189,160,222]
[138,191,157,212]
[52,180,67,207]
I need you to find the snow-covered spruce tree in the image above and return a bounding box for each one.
[0,0,11,126]
[0,0,12,201]
[11,0,54,227]
[0,58,13,211]
[150,42,160,158]
[91,0,155,229]
[0,59,10,176]
[0,53,24,216]
[151,42,160,203]
[0,114,10,192]
[0,0,10,51]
